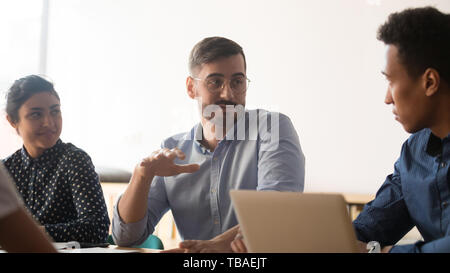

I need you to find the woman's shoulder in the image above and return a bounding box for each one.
[56,142,100,183]
[59,141,94,165]
[2,149,24,168]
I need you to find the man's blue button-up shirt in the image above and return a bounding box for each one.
[354,128,450,252]
[112,109,305,246]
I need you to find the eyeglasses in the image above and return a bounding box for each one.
[192,75,251,94]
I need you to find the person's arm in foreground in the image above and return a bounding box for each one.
[0,162,56,253]
[0,207,57,253]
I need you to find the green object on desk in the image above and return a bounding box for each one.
[107,234,164,250]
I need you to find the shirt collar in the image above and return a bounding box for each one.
[192,113,247,154]
[193,123,209,154]
[425,130,449,157]
[21,139,63,168]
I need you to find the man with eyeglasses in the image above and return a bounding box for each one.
[112,37,305,252]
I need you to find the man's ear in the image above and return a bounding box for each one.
[186,76,196,99]
[423,68,440,97]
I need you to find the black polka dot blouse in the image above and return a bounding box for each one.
[3,139,110,243]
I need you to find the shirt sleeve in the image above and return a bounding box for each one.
[257,112,305,192]
[390,236,450,253]
[353,155,415,246]
[43,151,110,243]
[0,163,22,219]
[111,174,170,247]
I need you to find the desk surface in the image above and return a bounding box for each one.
[56,243,161,253]
[342,193,375,205]
[306,192,375,205]
[112,245,161,253]
[59,245,161,253]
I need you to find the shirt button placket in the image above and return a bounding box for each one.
[437,156,449,235]
[210,146,222,234]
[30,165,37,212]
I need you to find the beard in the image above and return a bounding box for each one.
[199,100,246,140]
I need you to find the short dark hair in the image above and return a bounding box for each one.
[377,6,450,84]
[6,75,60,123]
[188,37,246,75]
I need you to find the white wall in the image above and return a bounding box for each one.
[0,0,43,157]
[3,0,449,194]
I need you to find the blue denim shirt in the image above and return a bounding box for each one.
[112,109,305,246]
[354,128,450,253]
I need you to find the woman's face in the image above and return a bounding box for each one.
[8,92,62,158]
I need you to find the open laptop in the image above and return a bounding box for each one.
[230,190,359,253]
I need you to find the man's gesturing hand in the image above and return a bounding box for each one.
[136,148,200,180]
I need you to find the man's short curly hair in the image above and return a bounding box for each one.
[377,6,450,84]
